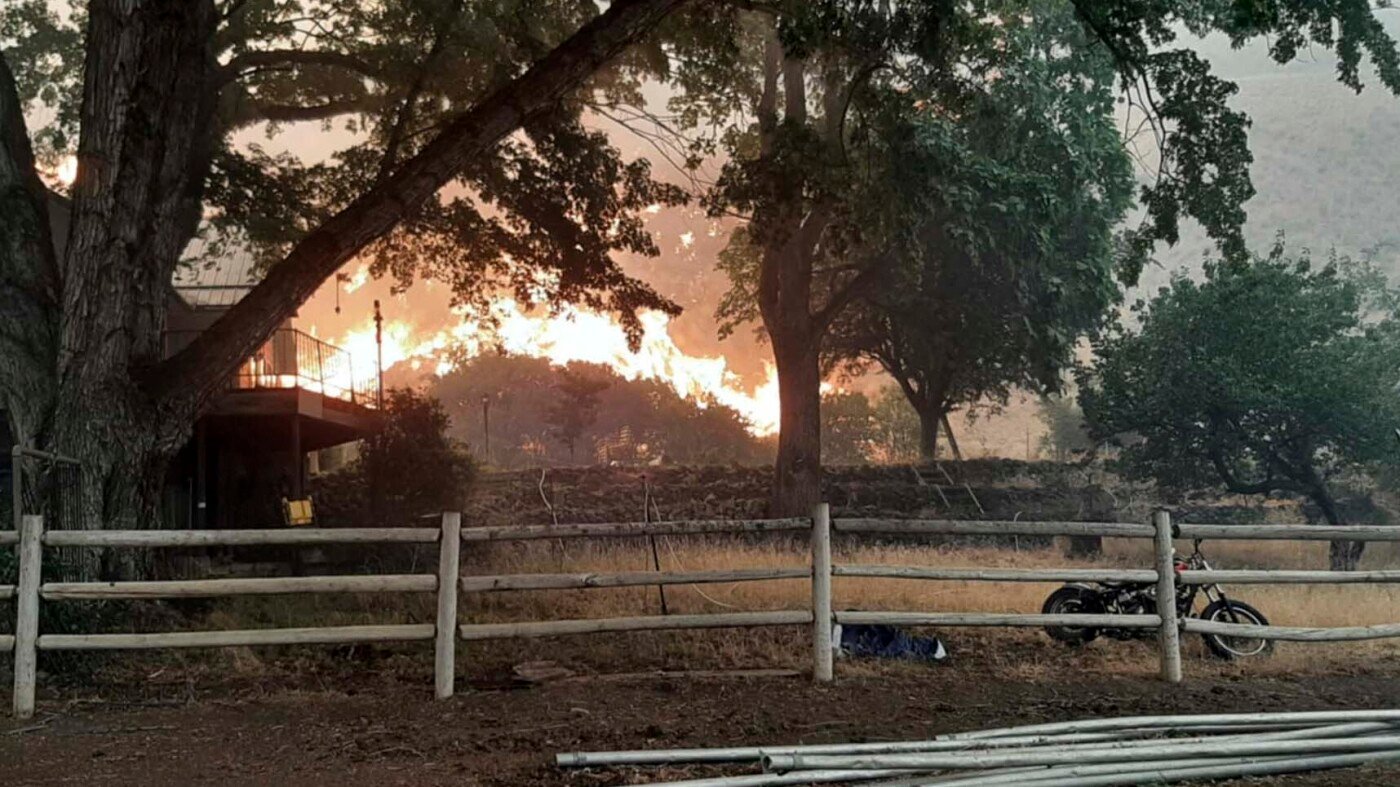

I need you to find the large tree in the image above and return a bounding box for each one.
[828,3,1133,459]
[545,365,611,462]
[0,0,690,561]
[673,0,1400,515]
[1079,246,1400,571]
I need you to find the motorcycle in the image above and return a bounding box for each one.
[1042,539,1273,660]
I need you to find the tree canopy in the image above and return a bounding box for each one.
[826,1,1134,458]
[663,0,1400,513]
[359,387,476,520]
[1078,244,1400,569]
[0,0,688,546]
[431,354,769,468]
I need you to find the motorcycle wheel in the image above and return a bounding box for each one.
[1200,599,1275,660]
[1042,586,1102,646]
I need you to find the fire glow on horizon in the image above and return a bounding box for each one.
[332,300,784,436]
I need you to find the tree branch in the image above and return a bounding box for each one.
[812,249,888,332]
[377,0,465,180]
[228,96,376,128]
[219,48,379,85]
[1208,445,1278,495]
[152,0,690,410]
[757,23,781,158]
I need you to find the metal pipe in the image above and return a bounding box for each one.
[645,738,1400,787]
[634,768,917,787]
[812,720,1400,776]
[943,709,1400,740]
[865,758,1277,787]
[761,734,1400,772]
[557,729,1184,768]
[923,749,1400,787]
[558,717,1397,769]
[883,722,1400,787]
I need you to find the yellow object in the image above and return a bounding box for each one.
[283,497,314,527]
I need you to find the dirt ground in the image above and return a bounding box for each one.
[4,661,1400,786]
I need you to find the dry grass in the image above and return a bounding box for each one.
[465,535,1400,678]
[177,535,1400,681]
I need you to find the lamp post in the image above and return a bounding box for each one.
[373,299,384,409]
[481,394,491,464]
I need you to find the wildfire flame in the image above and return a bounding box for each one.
[57,156,77,186]
[333,300,782,436]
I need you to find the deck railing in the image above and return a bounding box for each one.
[163,328,380,408]
[7,509,1400,718]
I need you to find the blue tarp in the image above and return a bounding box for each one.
[837,623,949,663]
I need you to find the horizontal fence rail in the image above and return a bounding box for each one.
[1180,569,1400,585]
[835,565,1158,583]
[835,611,1164,629]
[460,567,809,593]
[1176,524,1400,541]
[458,517,812,542]
[38,624,437,651]
[833,519,1156,538]
[9,506,1400,718]
[1181,619,1400,642]
[44,527,441,547]
[460,610,813,641]
[41,574,437,600]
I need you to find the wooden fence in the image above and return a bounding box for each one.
[6,506,1400,718]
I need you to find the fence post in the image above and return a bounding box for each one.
[1154,509,1183,684]
[811,503,833,682]
[435,511,462,700]
[14,514,42,718]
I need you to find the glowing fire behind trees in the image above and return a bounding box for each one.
[331,301,784,437]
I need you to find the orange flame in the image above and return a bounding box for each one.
[57,156,77,186]
[333,300,782,436]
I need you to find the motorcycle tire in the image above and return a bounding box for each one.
[1042,585,1103,646]
[1199,599,1275,660]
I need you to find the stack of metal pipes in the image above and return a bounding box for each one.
[554,710,1400,786]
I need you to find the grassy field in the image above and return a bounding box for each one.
[175,534,1400,683]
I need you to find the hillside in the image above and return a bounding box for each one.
[1143,26,1400,291]
[462,460,1303,531]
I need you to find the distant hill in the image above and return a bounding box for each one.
[430,354,771,469]
[1141,24,1400,294]
[882,26,1400,457]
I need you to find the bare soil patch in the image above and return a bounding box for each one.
[3,662,1400,785]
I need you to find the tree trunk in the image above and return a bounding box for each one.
[0,59,58,450]
[770,336,823,517]
[1066,485,1114,559]
[917,406,940,461]
[1329,537,1363,572]
[49,394,180,580]
[1316,491,1364,571]
[36,0,221,578]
